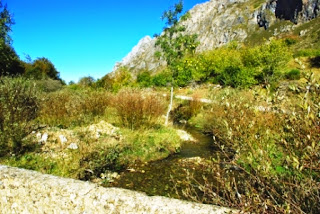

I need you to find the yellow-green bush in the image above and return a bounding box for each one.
[0,77,39,155]
[182,82,320,213]
[168,40,291,88]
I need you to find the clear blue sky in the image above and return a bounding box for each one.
[4,0,208,83]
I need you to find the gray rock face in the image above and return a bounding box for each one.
[0,165,237,213]
[258,0,320,28]
[112,0,320,74]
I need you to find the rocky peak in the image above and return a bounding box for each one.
[121,36,153,67]
[111,0,320,75]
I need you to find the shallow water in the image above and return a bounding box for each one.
[107,128,216,198]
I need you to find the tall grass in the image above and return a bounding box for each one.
[37,89,111,127]
[113,89,166,129]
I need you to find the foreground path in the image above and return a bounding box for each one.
[0,165,236,214]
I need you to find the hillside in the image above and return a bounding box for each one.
[111,0,320,75]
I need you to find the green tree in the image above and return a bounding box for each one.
[0,0,14,45]
[137,71,152,87]
[78,76,95,87]
[25,57,61,80]
[242,40,291,85]
[155,1,198,124]
[155,0,198,84]
[0,1,24,77]
[0,43,24,76]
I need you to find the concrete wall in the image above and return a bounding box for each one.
[0,165,236,214]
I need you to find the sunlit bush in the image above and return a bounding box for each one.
[113,89,166,129]
[180,79,320,213]
[37,89,111,127]
[0,77,39,155]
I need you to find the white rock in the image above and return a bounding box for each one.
[40,133,48,143]
[36,132,42,140]
[176,130,197,142]
[59,135,68,144]
[68,143,78,150]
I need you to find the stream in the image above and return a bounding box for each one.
[106,127,216,199]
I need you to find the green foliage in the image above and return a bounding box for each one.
[217,66,257,88]
[0,42,24,76]
[0,77,39,155]
[35,79,64,92]
[284,37,298,46]
[155,0,199,86]
[166,40,291,88]
[24,57,61,80]
[242,40,291,85]
[285,69,301,80]
[151,70,173,87]
[109,66,132,92]
[78,76,95,87]
[0,1,14,45]
[137,71,152,87]
[121,126,181,162]
[294,49,320,57]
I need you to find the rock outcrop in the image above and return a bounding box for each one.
[112,0,320,74]
[0,165,236,213]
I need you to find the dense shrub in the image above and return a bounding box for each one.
[24,57,61,80]
[35,79,64,92]
[37,89,111,127]
[0,77,39,154]
[0,43,25,76]
[294,49,320,57]
[78,76,95,87]
[165,40,291,88]
[172,94,203,122]
[113,89,166,129]
[285,69,301,80]
[152,70,173,87]
[180,82,320,213]
[110,67,132,92]
[217,66,257,88]
[242,40,291,85]
[137,71,152,87]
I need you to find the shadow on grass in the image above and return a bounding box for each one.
[309,56,320,68]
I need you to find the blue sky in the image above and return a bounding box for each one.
[4,0,208,83]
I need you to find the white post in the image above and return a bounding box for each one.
[165,86,173,126]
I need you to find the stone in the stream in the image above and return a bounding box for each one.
[176,130,197,142]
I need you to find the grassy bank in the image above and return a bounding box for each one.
[0,84,182,182]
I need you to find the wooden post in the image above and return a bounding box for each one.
[165,86,173,126]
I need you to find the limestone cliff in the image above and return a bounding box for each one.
[112,0,320,74]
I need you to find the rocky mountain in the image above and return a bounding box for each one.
[112,0,320,74]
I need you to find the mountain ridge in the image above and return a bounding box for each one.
[111,0,320,75]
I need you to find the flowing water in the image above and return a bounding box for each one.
[107,128,216,198]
